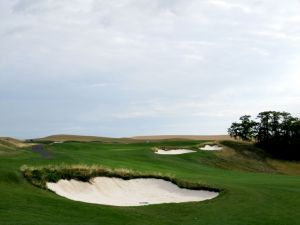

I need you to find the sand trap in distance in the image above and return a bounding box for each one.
[47,177,218,206]
[155,149,196,155]
[200,145,223,151]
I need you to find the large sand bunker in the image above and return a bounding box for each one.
[200,145,223,151]
[155,149,196,155]
[47,177,218,206]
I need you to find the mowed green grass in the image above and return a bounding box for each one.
[0,140,300,225]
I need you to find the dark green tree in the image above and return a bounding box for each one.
[228,111,300,160]
[228,115,256,141]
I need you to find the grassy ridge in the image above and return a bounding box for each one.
[0,138,31,155]
[219,141,300,175]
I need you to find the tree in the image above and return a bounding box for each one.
[228,111,300,160]
[228,115,256,141]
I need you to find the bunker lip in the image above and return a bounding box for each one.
[154,148,196,155]
[200,145,223,151]
[47,177,219,206]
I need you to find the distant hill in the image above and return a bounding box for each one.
[28,134,233,143]
[0,137,33,148]
[30,134,138,143]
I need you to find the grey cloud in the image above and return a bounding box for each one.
[0,0,299,138]
[1,25,30,37]
[12,0,39,12]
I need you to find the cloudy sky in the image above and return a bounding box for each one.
[1,0,300,139]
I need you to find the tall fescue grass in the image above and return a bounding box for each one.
[20,164,220,192]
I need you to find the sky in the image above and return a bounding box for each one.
[1,0,300,139]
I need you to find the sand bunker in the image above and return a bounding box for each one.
[200,145,223,151]
[47,177,218,206]
[155,149,196,155]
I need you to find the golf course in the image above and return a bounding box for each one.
[0,135,299,225]
[2,0,300,224]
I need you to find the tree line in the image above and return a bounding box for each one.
[228,111,300,160]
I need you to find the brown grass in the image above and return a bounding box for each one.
[32,134,140,143]
[267,159,300,175]
[32,134,233,143]
[0,137,35,148]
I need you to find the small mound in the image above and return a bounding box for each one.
[155,149,196,155]
[200,145,223,151]
[47,177,218,206]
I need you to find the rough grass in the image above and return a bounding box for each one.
[267,159,300,175]
[198,141,278,174]
[215,141,300,175]
[0,138,32,155]
[21,164,220,192]
[0,137,34,148]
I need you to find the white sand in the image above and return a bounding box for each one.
[200,145,223,151]
[47,177,218,206]
[155,149,196,155]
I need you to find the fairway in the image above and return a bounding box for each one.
[0,139,300,225]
